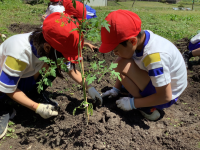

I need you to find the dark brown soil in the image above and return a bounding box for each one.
[1,25,200,150]
[8,23,41,33]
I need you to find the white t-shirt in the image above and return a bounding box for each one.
[133,30,187,99]
[190,33,200,44]
[46,5,65,15]
[0,33,44,93]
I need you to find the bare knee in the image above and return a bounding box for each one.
[115,58,135,73]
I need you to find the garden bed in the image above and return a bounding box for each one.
[0,25,200,150]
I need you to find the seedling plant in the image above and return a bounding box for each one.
[37,0,121,125]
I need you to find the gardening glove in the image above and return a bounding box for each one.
[35,103,58,119]
[116,97,136,111]
[101,87,120,98]
[88,87,103,106]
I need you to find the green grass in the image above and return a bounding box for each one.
[95,1,200,42]
[0,0,49,37]
[0,0,200,42]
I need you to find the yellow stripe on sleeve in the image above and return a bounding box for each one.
[5,56,27,71]
[143,53,161,67]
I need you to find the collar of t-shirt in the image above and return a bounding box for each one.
[30,40,40,58]
[135,30,150,57]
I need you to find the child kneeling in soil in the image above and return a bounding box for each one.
[183,32,200,68]
[100,10,187,121]
[0,12,102,139]
[42,0,65,21]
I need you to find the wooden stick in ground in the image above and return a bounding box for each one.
[80,44,89,124]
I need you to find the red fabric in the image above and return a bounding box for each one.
[99,10,141,53]
[50,0,59,2]
[63,0,86,21]
[42,12,83,63]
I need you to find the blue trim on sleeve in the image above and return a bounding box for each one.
[0,70,20,86]
[148,67,163,76]
[135,30,150,57]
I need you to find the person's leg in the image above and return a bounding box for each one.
[191,48,200,57]
[0,96,16,139]
[115,58,150,98]
[115,58,161,120]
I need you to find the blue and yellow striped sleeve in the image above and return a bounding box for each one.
[143,53,171,87]
[0,56,27,87]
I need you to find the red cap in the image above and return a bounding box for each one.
[99,10,141,53]
[42,12,83,63]
[63,0,86,21]
[50,0,59,2]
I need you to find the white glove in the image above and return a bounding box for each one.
[101,87,120,98]
[88,87,103,106]
[116,97,136,111]
[35,103,58,119]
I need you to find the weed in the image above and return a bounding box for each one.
[5,121,17,139]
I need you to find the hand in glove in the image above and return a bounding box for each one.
[101,87,120,98]
[116,97,136,111]
[88,87,103,106]
[36,103,58,119]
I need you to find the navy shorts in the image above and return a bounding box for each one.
[188,41,200,51]
[122,81,178,113]
[0,76,36,100]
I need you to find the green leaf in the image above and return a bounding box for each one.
[90,62,97,70]
[73,108,76,115]
[111,70,121,81]
[50,69,56,77]
[6,133,12,137]
[70,28,79,33]
[88,103,93,116]
[101,20,110,33]
[109,62,118,70]
[86,75,96,85]
[98,60,105,68]
[39,57,50,63]
[8,121,15,126]
[72,0,76,9]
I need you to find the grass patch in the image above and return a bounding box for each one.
[0,1,200,42]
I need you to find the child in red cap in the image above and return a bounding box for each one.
[42,0,65,21]
[63,0,97,51]
[100,10,187,121]
[0,12,102,139]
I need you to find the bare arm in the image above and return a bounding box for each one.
[134,83,172,108]
[6,88,39,111]
[67,69,92,89]
[84,42,97,52]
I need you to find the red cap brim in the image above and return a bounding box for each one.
[99,42,118,53]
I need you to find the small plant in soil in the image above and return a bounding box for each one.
[37,0,120,125]
[37,57,68,94]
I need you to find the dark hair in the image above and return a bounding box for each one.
[29,28,65,78]
[120,31,144,47]
[47,1,63,9]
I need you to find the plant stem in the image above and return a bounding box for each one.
[76,0,89,125]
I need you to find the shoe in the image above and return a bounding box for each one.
[0,108,16,139]
[139,108,160,121]
[40,92,59,107]
[182,51,191,69]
